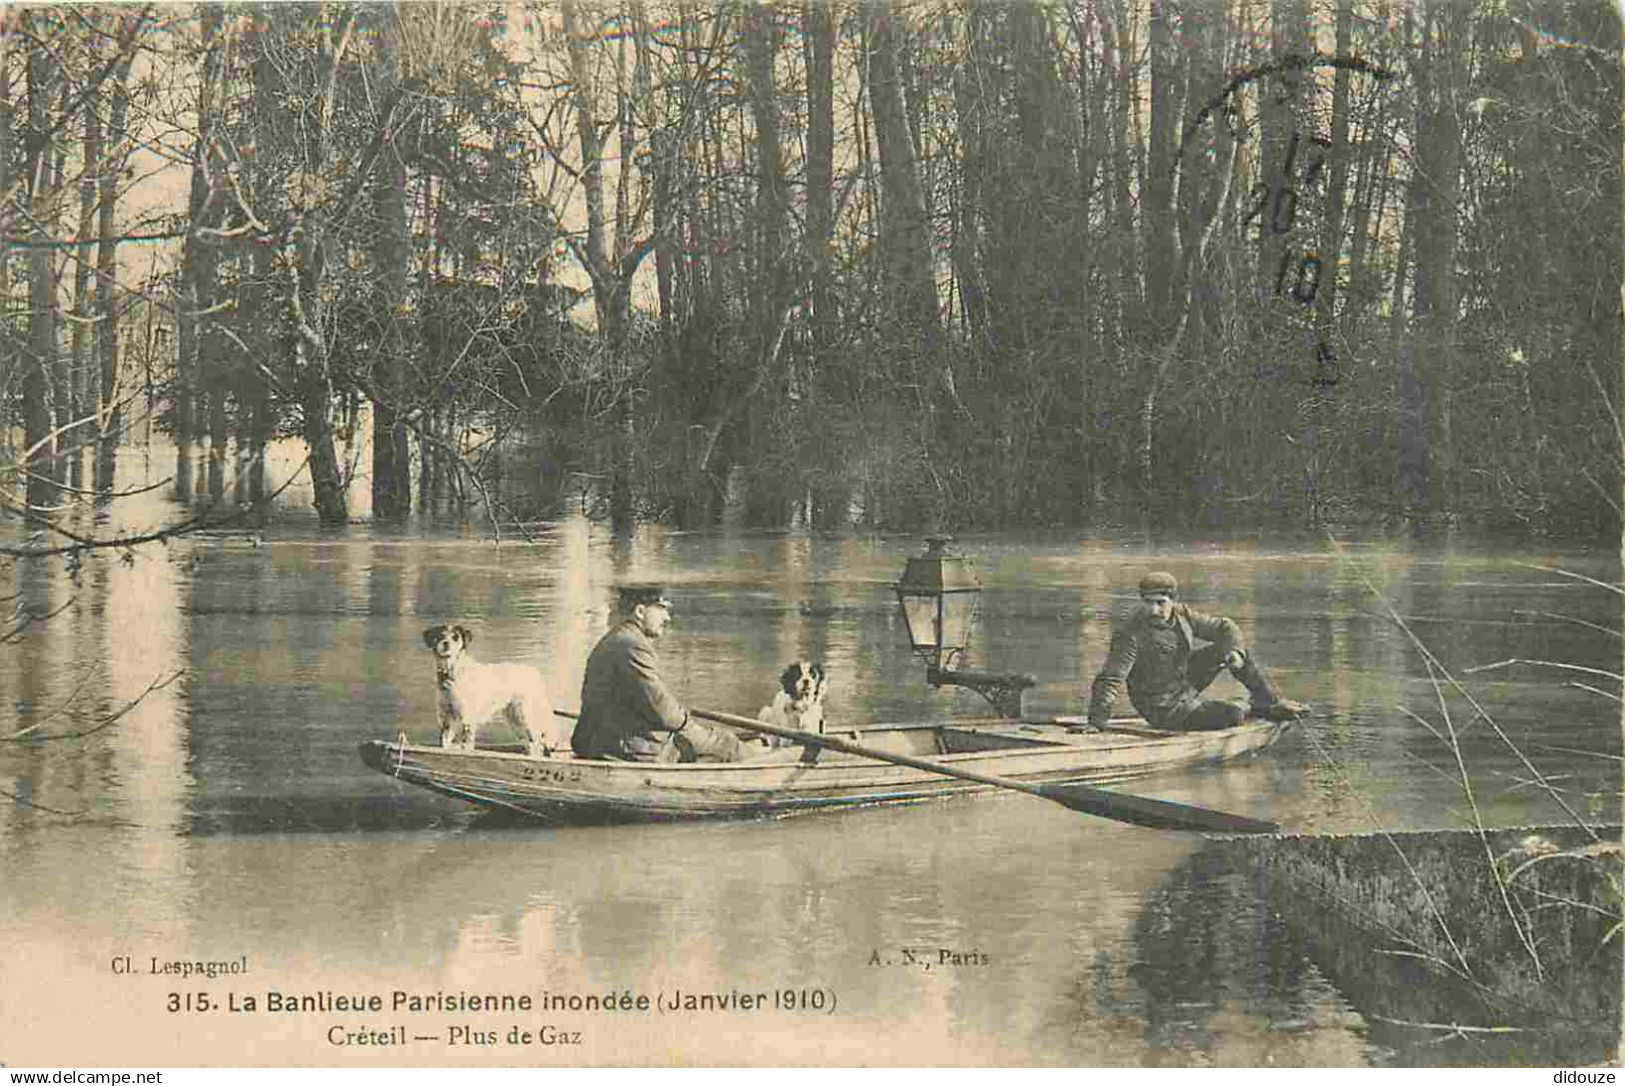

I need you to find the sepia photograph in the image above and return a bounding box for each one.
[0,0,1619,1069]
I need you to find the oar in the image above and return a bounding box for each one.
[686,706,1278,835]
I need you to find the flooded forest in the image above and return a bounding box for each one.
[0,0,1619,543]
[1,3,1621,1067]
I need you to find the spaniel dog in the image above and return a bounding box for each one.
[752,661,828,749]
[422,624,562,757]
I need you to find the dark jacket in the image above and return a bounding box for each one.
[571,620,688,760]
[1086,603,1242,727]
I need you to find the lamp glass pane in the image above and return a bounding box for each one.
[937,590,977,653]
[899,594,939,651]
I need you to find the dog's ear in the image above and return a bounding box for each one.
[454,625,474,648]
[422,626,443,648]
[779,662,802,694]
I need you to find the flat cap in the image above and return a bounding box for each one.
[618,584,674,611]
[1137,571,1179,597]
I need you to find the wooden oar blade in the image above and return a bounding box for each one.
[1037,781,1279,835]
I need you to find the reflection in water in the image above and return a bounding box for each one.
[102,539,190,941]
[2,563,70,832]
[1119,845,1368,1067]
[1,506,1621,1065]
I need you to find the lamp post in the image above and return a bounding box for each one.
[893,537,1035,719]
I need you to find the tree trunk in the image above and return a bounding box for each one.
[176,6,226,501]
[284,6,353,527]
[1396,4,1462,524]
[865,2,938,340]
[417,403,434,512]
[949,21,987,343]
[65,176,91,491]
[370,11,411,523]
[93,38,134,494]
[1145,0,1178,325]
[805,0,835,353]
[1177,1,1224,346]
[651,127,675,330]
[1314,0,1354,343]
[1258,0,1310,287]
[1390,114,1422,515]
[1341,76,1385,341]
[232,238,271,512]
[48,81,70,469]
[1103,0,1137,411]
[287,217,348,526]
[1139,0,1211,508]
[298,355,349,526]
[23,15,58,512]
[1415,0,1461,516]
[742,0,792,525]
[71,63,100,448]
[206,369,228,502]
[803,0,844,526]
[563,0,635,530]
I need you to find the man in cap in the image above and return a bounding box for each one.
[570,585,744,762]
[1078,571,1309,732]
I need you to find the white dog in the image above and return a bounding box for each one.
[422,624,563,757]
[752,661,828,750]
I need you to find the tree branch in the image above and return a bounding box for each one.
[3,670,183,743]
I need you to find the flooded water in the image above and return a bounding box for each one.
[1,450,1619,1067]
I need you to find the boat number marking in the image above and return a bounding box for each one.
[520,765,584,784]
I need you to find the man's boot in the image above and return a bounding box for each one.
[1228,651,1312,721]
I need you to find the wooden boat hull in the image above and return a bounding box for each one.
[357,718,1291,823]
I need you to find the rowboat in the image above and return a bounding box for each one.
[356,715,1291,824]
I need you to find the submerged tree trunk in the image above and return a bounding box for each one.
[296,343,349,526]
[69,65,101,494]
[285,9,352,527]
[284,215,348,527]
[563,0,657,531]
[741,0,792,525]
[369,170,412,522]
[1413,1,1462,518]
[803,0,843,525]
[22,15,58,512]
[176,7,226,502]
[48,82,70,469]
[1136,0,1182,507]
[93,54,133,493]
[564,0,624,527]
[370,11,411,523]
[232,240,271,512]
[1396,5,1462,525]
[66,71,99,487]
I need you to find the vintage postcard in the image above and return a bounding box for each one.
[1,0,1619,1070]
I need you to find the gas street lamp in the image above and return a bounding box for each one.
[893,537,1035,719]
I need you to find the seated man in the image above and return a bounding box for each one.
[570,585,744,763]
[1079,571,1310,733]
